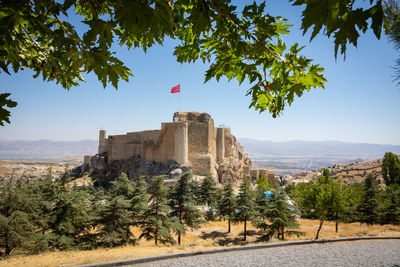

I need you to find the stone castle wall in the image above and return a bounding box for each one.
[86,112,272,182]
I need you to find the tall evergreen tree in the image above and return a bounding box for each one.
[140,176,177,245]
[170,173,203,245]
[382,152,400,186]
[97,195,134,247]
[49,187,96,250]
[131,179,149,228]
[199,175,217,220]
[253,190,270,234]
[341,183,364,223]
[108,172,134,198]
[60,167,73,185]
[96,173,137,247]
[379,184,400,225]
[188,179,201,205]
[218,178,235,233]
[0,175,41,255]
[234,178,256,241]
[358,174,379,225]
[35,171,60,234]
[261,191,303,240]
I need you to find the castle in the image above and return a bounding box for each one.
[84,112,273,183]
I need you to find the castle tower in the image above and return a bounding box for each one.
[216,128,225,164]
[173,122,188,164]
[98,130,107,154]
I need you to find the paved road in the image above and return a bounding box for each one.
[134,240,400,267]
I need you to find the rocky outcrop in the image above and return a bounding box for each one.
[76,155,192,181]
[217,129,252,183]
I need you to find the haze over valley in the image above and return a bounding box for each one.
[1,138,399,175]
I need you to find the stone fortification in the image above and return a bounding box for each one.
[84,112,271,182]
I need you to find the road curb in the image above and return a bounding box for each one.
[76,236,400,267]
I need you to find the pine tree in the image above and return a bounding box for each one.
[199,175,217,220]
[131,179,149,228]
[170,173,203,245]
[234,178,256,241]
[358,174,379,225]
[97,195,134,247]
[33,172,62,252]
[381,152,400,186]
[60,167,73,185]
[379,185,400,225]
[341,183,364,223]
[108,172,134,198]
[253,190,269,234]
[218,178,236,233]
[188,179,201,205]
[35,171,59,229]
[261,191,303,240]
[140,176,177,245]
[0,175,40,255]
[95,172,136,247]
[49,186,95,250]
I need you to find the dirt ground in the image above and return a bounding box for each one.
[1,220,399,267]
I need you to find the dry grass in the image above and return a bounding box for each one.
[1,220,399,267]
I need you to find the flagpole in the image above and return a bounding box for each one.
[179,88,181,112]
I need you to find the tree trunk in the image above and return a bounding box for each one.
[315,220,324,240]
[5,234,11,255]
[243,220,247,241]
[335,222,339,233]
[228,219,231,233]
[281,226,285,240]
[178,213,182,245]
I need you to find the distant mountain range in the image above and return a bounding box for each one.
[237,139,400,175]
[1,139,399,174]
[0,140,97,158]
[238,139,400,160]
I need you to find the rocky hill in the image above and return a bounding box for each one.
[288,158,386,185]
[239,139,400,176]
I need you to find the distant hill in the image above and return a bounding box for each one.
[290,158,386,185]
[2,138,400,174]
[238,139,400,175]
[238,139,400,159]
[0,140,97,158]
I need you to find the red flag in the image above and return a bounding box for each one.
[171,84,180,93]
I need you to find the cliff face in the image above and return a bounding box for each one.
[80,112,252,183]
[217,129,252,183]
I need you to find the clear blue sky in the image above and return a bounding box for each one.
[1,1,399,145]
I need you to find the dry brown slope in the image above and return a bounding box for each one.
[292,158,387,184]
